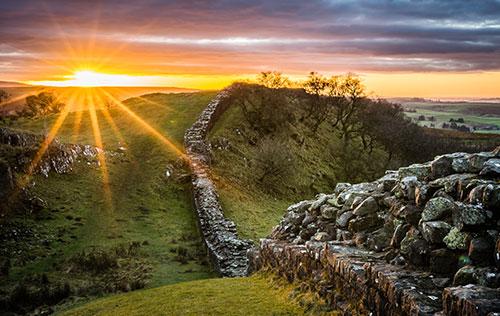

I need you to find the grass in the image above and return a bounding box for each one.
[1,91,218,307]
[58,274,311,316]
[207,96,389,241]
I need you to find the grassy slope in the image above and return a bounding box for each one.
[59,274,309,316]
[207,100,387,241]
[2,92,218,294]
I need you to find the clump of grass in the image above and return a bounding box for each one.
[67,242,143,274]
[1,273,71,315]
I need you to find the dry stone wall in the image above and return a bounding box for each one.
[251,147,500,315]
[184,87,252,277]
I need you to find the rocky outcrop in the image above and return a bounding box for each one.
[184,87,252,277]
[252,148,500,315]
[0,127,99,177]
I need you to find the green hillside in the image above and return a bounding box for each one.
[58,274,316,316]
[1,91,218,313]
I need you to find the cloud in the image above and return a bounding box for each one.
[0,0,499,77]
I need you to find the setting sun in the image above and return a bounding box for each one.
[27,70,163,87]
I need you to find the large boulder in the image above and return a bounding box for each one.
[452,203,487,230]
[443,227,471,250]
[421,221,451,244]
[430,248,458,274]
[479,158,500,176]
[468,236,494,266]
[421,197,455,221]
[336,211,354,228]
[430,155,454,178]
[352,196,378,216]
[348,214,383,233]
[400,228,429,266]
[398,163,431,181]
[320,205,338,220]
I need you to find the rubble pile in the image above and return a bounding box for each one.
[252,148,500,315]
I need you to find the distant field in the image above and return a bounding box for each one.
[398,100,500,134]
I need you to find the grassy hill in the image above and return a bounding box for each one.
[207,88,389,240]
[58,274,316,316]
[0,91,218,313]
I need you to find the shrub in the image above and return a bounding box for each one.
[22,92,64,117]
[253,138,294,191]
[230,83,295,135]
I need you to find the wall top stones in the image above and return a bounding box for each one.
[184,87,252,277]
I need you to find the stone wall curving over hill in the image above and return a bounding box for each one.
[184,87,252,277]
[251,148,500,315]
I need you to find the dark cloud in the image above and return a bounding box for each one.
[1,0,500,75]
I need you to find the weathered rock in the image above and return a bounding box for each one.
[415,184,434,207]
[453,265,477,286]
[443,285,500,315]
[421,221,451,244]
[397,176,419,200]
[348,214,383,233]
[309,193,330,213]
[400,228,429,266]
[397,204,422,226]
[431,155,454,178]
[398,163,431,181]
[444,227,471,250]
[452,203,487,230]
[352,196,378,216]
[301,212,316,227]
[483,184,500,211]
[480,158,500,176]
[252,148,500,314]
[377,171,398,192]
[421,197,455,221]
[312,232,331,242]
[430,248,458,274]
[468,237,494,266]
[319,205,337,220]
[390,223,410,248]
[287,200,313,214]
[336,211,354,228]
[334,182,351,195]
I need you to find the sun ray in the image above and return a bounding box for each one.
[98,88,186,159]
[17,95,73,191]
[71,92,86,144]
[110,86,172,110]
[0,88,49,108]
[87,91,113,210]
[94,89,128,147]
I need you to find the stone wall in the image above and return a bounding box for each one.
[184,87,252,277]
[251,148,500,315]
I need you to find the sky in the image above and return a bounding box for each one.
[1,0,500,97]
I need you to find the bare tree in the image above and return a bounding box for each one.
[257,71,291,89]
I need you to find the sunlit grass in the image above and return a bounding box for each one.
[4,91,218,302]
[58,274,309,316]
